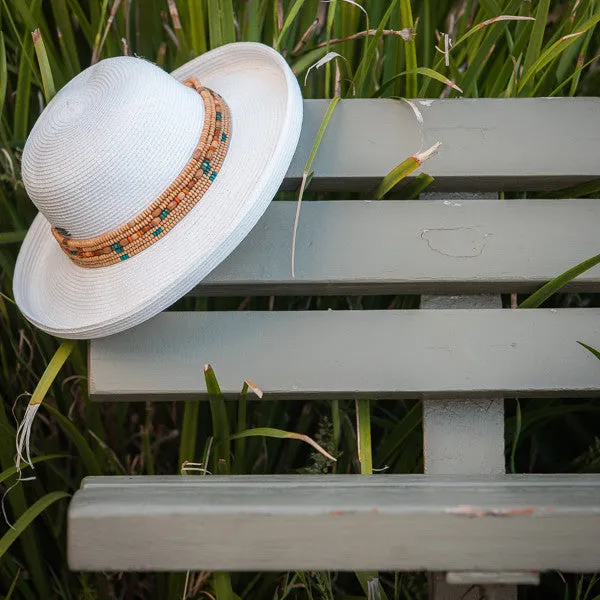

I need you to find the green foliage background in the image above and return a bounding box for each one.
[1,1,600,598]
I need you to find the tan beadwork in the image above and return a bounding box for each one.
[51,77,231,267]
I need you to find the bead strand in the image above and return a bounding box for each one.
[51,78,231,268]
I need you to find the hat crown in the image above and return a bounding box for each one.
[22,56,204,239]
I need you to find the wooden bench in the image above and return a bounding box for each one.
[68,98,600,599]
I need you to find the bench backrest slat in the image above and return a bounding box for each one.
[285,99,600,192]
[194,199,600,296]
[89,309,600,401]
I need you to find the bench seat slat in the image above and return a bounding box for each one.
[90,309,600,401]
[285,99,600,192]
[68,474,600,572]
[193,199,600,296]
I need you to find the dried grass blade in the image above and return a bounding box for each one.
[230,427,337,462]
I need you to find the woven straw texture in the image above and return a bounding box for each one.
[13,43,303,338]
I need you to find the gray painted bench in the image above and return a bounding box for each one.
[69,98,600,599]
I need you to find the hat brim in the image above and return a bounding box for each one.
[13,43,303,339]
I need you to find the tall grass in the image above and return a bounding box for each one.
[1,1,600,598]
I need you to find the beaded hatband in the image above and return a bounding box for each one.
[51,77,231,268]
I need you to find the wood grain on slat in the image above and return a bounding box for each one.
[192,199,600,296]
[284,99,600,192]
[89,309,600,401]
[68,474,600,572]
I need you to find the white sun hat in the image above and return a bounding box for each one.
[13,42,303,339]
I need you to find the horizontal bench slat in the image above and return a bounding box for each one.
[89,309,600,401]
[284,99,600,192]
[193,199,600,296]
[68,474,600,572]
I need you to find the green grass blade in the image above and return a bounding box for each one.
[531,178,600,200]
[399,0,416,97]
[291,95,339,277]
[42,403,102,476]
[453,14,534,52]
[219,0,236,44]
[208,0,235,47]
[305,96,338,173]
[353,0,396,97]
[374,401,421,466]
[356,399,372,474]
[204,364,230,474]
[32,29,55,102]
[374,143,440,200]
[51,0,80,75]
[274,0,305,50]
[291,46,329,77]
[354,396,386,600]
[577,342,600,361]
[23,340,75,416]
[509,398,521,474]
[0,397,49,599]
[569,32,594,97]
[324,0,338,98]
[213,571,234,600]
[0,454,68,485]
[0,491,69,559]
[178,401,200,470]
[142,404,155,474]
[331,399,341,451]
[13,29,34,143]
[5,567,20,599]
[65,0,95,45]
[398,173,435,199]
[522,0,550,79]
[518,28,599,94]
[459,10,528,96]
[90,0,110,63]
[245,0,262,42]
[519,252,600,309]
[233,382,248,474]
[187,0,207,55]
[207,0,223,47]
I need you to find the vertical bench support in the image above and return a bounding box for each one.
[421,193,518,600]
[422,295,517,600]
